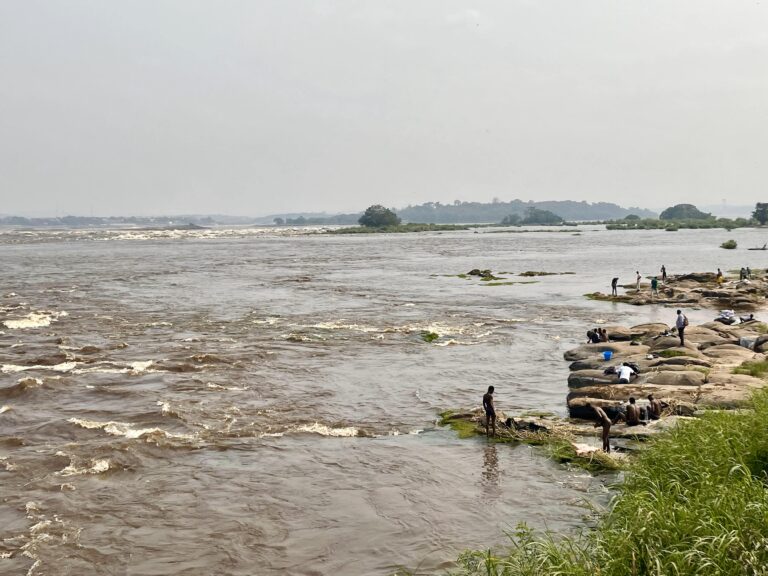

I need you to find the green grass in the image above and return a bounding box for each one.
[420,331,440,343]
[437,412,622,472]
[329,223,470,234]
[658,349,691,358]
[733,360,768,378]
[438,410,480,439]
[443,390,768,576]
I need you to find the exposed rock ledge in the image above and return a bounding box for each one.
[586,272,766,310]
[565,320,768,419]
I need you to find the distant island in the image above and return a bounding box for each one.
[269,200,655,226]
[4,201,764,230]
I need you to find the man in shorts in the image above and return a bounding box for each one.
[483,385,496,437]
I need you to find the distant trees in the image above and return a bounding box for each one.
[659,204,711,220]
[753,203,768,225]
[500,208,564,226]
[521,207,564,225]
[273,217,285,226]
[624,214,640,220]
[358,205,401,228]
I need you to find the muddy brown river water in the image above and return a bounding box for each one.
[1,225,766,575]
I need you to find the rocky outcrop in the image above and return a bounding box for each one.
[564,321,768,417]
[589,272,768,310]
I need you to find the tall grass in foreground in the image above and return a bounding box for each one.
[451,390,768,576]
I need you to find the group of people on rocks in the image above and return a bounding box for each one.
[587,309,688,348]
[586,327,608,343]
[482,384,666,453]
[611,265,667,298]
[588,395,663,452]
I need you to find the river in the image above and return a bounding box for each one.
[1,225,766,575]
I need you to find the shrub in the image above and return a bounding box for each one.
[358,205,401,227]
[720,239,737,249]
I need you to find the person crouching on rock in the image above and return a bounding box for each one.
[483,385,496,437]
[618,397,647,426]
[617,362,637,384]
[588,403,615,453]
[647,394,662,420]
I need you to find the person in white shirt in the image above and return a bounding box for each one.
[617,363,637,384]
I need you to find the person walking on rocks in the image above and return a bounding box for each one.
[676,309,688,347]
[636,271,641,291]
[483,385,496,438]
[661,265,667,283]
[717,268,724,285]
[651,276,659,297]
[611,277,619,297]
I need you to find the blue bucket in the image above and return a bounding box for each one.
[603,350,613,361]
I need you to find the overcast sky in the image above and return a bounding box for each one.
[1,1,766,217]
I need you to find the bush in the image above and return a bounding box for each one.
[358,205,401,227]
[720,239,738,249]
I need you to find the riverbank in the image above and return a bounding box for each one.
[442,389,768,575]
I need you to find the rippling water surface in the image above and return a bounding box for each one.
[1,225,766,575]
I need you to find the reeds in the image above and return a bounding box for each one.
[448,390,768,575]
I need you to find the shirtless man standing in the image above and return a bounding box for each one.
[588,403,614,453]
[483,385,496,437]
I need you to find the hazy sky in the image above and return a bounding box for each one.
[1,1,766,217]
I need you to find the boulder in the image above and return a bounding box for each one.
[648,337,699,353]
[604,325,633,341]
[706,371,766,390]
[676,272,717,283]
[649,356,712,368]
[701,344,762,364]
[754,335,768,353]
[629,323,670,338]
[696,384,758,409]
[564,342,651,361]
[645,370,707,387]
[568,370,619,388]
[567,396,624,420]
[568,359,605,371]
